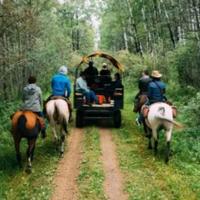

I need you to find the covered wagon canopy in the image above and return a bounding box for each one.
[76,51,124,72]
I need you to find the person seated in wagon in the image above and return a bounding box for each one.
[76,71,98,105]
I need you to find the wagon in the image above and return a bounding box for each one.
[74,51,124,128]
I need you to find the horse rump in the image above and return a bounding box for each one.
[12,111,41,139]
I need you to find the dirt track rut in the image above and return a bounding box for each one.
[100,129,128,200]
[51,128,83,200]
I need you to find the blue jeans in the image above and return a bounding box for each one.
[83,90,98,103]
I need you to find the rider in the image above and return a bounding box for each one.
[148,70,167,104]
[134,70,151,125]
[139,70,167,125]
[21,76,46,137]
[51,65,71,97]
[76,71,98,104]
[45,65,72,121]
[134,69,151,103]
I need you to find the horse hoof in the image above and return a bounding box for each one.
[25,167,32,174]
[60,152,64,158]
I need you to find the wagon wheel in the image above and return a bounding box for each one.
[113,110,121,128]
[76,110,84,128]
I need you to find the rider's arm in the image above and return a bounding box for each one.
[65,79,71,97]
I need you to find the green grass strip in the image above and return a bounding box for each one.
[78,127,106,200]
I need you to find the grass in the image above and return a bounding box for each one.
[78,127,106,200]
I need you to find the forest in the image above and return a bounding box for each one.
[0,0,200,199]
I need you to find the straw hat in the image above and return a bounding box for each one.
[151,70,162,78]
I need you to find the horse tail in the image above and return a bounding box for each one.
[54,100,69,133]
[155,110,183,128]
[62,118,68,133]
[17,114,27,132]
[156,115,182,126]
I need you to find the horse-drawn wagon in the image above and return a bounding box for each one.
[74,52,124,128]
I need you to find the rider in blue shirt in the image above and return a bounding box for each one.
[148,70,166,104]
[136,70,167,127]
[44,65,72,121]
[51,65,71,97]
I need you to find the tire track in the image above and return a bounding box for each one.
[99,129,128,200]
[51,128,83,200]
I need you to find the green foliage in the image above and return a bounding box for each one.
[171,42,200,88]
[181,92,200,126]
[173,126,200,164]
[0,0,94,101]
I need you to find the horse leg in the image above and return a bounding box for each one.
[14,136,22,168]
[60,134,65,157]
[52,126,58,142]
[152,129,158,155]
[26,139,36,173]
[165,129,172,164]
[147,129,153,149]
[63,120,68,135]
[60,128,66,157]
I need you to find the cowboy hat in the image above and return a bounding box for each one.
[151,70,162,78]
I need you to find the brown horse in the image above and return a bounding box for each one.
[134,94,148,113]
[11,111,43,173]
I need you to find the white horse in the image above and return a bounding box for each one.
[46,99,69,156]
[144,102,179,163]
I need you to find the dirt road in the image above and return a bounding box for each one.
[51,128,83,200]
[51,128,128,200]
[100,129,128,200]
